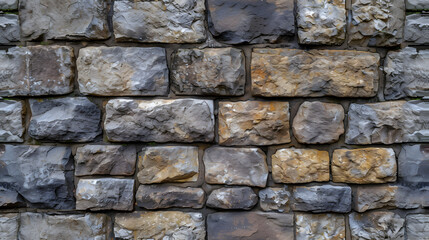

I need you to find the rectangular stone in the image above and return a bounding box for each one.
[259,187,291,212]
[136,185,204,209]
[0,0,18,9]
[77,47,168,96]
[251,48,379,97]
[0,14,19,44]
[349,212,405,240]
[207,187,257,210]
[0,100,24,142]
[104,99,214,142]
[406,215,429,240]
[406,0,429,9]
[296,213,346,240]
[0,213,18,240]
[292,185,352,213]
[399,144,429,184]
[405,15,429,45]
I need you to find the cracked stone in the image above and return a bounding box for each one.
[259,187,291,212]
[0,14,19,44]
[405,14,429,45]
[0,100,24,142]
[292,185,352,213]
[136,185,204,209]
[406,214,429,240]
[349,211,405,240]
[207,187,257,210]
[296,213,346,240]
[0,213,18,240]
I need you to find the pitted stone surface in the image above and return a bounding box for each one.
[398,144,429,184]
[0,0,17,9]
[207,187,257,210]
[296,213,346,240]
[259,187,291,212]
[406,215,429,240]
[171,48,245,96]
[349,212,405,240]
[406,0,429,9]
[0,213,18,240]
[251,49,380,97]
[136,185,204,209]
[77,47,168,96]
[405,15,429,45]
[0,100,24,142]
[292,185,352,213]
[0,15,19,44]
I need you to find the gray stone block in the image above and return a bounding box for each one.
[0,14,19,44]
[292,185,352,213]
[0,100,23,142]
[207,187,257,210]
[136,185,204,209]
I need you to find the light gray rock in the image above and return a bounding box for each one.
[0,213,18,240]
[399,144,429,184]
[0,14,19,44]
[207,187,257,210]
[292,185,352,213]
[29,97,101,142]
[406,0,429,9]
[405,14,429,45]
[349,212,405,240]
[0,0,17,9]
[113,0,206,43]
[406,214,429,240]
[104,99,214,142]
[0,100,23,142]
[259,187,291,212]
[136,185,204,209]
[296,213,346,240]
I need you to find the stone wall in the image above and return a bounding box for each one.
[0,0,428,239]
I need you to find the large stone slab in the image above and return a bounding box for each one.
[0,0,17,9]
[104,99,214,142]
[251,49,379,97]
[292,185,352,213]
[0,14,19,44]
[207,187,257,210]
[113,0,206,43]
[296,213,346,240]
[398,144,429,184]
[0,213,18,240]
[405,14,429,45]
[136,185,204,209]
[406,0,429,9]
[406,215,429,240]
[218,101,290,145]
[0,46,74,97]
[349,212,405,240]
[171,48,245,96]
[259,187,291,212]
[0,100,24,142]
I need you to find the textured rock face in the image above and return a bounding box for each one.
[0,46,74,97]
[251,49,379,97]
[292,101,344,144]
[20,0,110,40]
[138,146,199,184]
[218,101,290,145]
[353,185,397,212]
[406,0,429,9]
[171,48,245,96]
[296,213,346,240]
[0,100,24,142]
[292,185,352,213]
[259,187,291,212]
[207,212,294,240]
[77,47,168,96]
[136,185,204,209]
[398,144,429,184]
[113,0,206,43]
[349,0,405,46]
[75,178,134,211]
[114,211,206,240]
[207,187,257,210]
[405,15,429,45]
[407,215,429,240]
[297,0,346,45]
[0,0,17,9]
[75,145,136,176]
[0,145,74,209]
[272,148,330,183]
[0,214,18,240]
[203,146,268,187]
[0,187,24,207]
[105,99,214,142]
[29,97,101,142]
[207,0,294,44]
[349,212,405,240]
[0,15,19,44]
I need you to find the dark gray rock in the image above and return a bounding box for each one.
[0,213,18,240]
[0,186,24,208]
[136,185,204,209]
[349,212,405,240]
[398,144,429,184]
[406,0,429,9]
[0,0,17,9]
[207,187,257,210]
[405,14,429,45]
[406,214,429,240]
[0,14,19,44]
[0,100,24,142]
[292,185,352,213]
[259,187,291,212]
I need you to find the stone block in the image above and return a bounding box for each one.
[0,100,24,142]
[0,14,19,44]
[207,187,257,210]
[349,212,405,240]
[136,185,204,209]
[405,14,429,45]
[259,187,291,212]
[292,185,352,213]
[296,213,346,240]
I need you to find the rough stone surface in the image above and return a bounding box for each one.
[0,145,74,209]
[292,101,344,144]
[349,0,405,46]
[207,212,294,240]
[207,187,257,210]
[406,0,429,9]
[207,0,295,44]
[218,101,290,145]
[114,211,206,240]
[136,185,204,209]
[405,14,429,45]
[20,0,110,40]
[0,0,17,9]
[0,213,18,240]
[105,99,214,142]
[171,48,245,96]
[29,97,101,142]
[0,14,19,44]
[0,186,24,207]
[296,213,346,240]
[203,146,268,187]
[251,48,380,97]
[349,212,405,240]
[113,0,206,43]
[398,144,429,184]
[0,46,74,97]
[292,185,352,213]
[77,47,168,96]
[0,100,24,142]
[75,145,136,176]
[259,187,291,212]
[138,146,199,184]
[406,215,429,240]
[75,178,134,211]
[272,148,330,183]
[297,0,346,45]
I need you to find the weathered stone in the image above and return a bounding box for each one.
[207,212,294,240]
[0,0,17,9]
[75,145,136,176]
[207,0,294,44]
[346,101,429,144]
[406,0,429,9]
[171,48,245,96]
[0,186,24,207]
[251,49,379,97]
[398,144,429,184]
[406,215,429,240]
[113,0,206,43]
[272,148,330,183]
[292,101,344,144]
[203,146,268,187]
[105,99,214,142]
[0,145,74,209]
[136,185,204,209]
[0,213,18,240]
[296,213,346,240]
[384,48,429,100]
[20,0,110,40]
[332,148,397,184]
[114,211,205,240]
[405,15,429,45]
[259,187,291,212]
[349,212,405,240]
[349,0,405,46]
[76,178,134,211]
[292,185,352,213]
[207,187,257,210]
[29,97,101,142]
[0,46,74,97]
[0,15,19,44]
[19,213,111,240]
[77,47,168,96]
[0,100,23,142]
[138,146,199,184]
[218,101,290,145]
[297,0,346,45]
